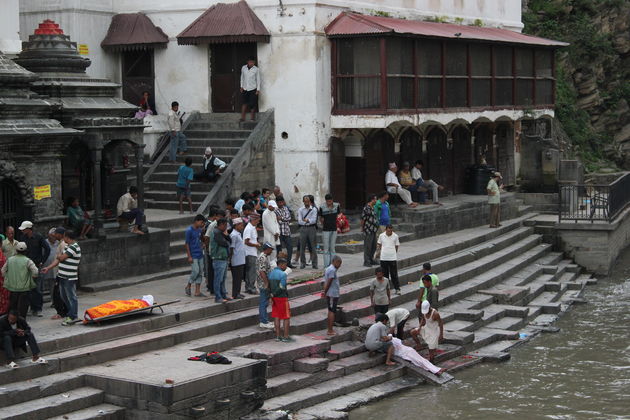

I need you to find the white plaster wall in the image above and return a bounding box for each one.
[0,0,22,55]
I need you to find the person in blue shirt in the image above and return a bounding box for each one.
[177,157,194,214]
[374,191,391,233]
[269,258,292,342]
[185,214,206,297]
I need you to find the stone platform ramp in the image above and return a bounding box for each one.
[0,213,595,419]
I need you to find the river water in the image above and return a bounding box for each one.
[351,247,630,420]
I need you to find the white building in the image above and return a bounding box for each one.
[18,0,566,208]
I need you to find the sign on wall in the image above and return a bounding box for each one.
[78,44,89,55]
[34,185,51,200]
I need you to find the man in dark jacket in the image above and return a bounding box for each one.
[211,218,232,303]
[1,310,47,368]
[17,221,50,317]
[194,147,227,182]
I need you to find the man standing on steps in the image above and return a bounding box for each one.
[275,196,293,268]
[256,243,274,329]
[487,172,502,228]
[318,194,340,268]
[416,275,439,310]
[167,101,187,162]
[17,221,49,317]
[374,191,391,235]
[229,218,246,300]
[185,215,206,298]
[322,255,342,336]
[361,194,379,267]
[243,214,261,294]
[365,313,396,366]
[421,262,440,288]
[263,200,281,260]
[240,56,260,122]
[269,258,292,342]
[297,195,318,270]
[194,147,227,183]
[211,218,231,303]
[377,225,401,295]
[203,208,221,295]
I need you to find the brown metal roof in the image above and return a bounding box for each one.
[101,13,169,51]
[177,0,270,45]
[325,12,569,47]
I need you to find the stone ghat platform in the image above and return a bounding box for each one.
[0,210,595,419]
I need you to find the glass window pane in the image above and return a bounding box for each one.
[387,38,414,75]
[535,49,553,78]
[417,40,442,75]
[495,46,512,76]
[470,44,491,76]
[471,79,491,107]
[336,77,381,109]
[445,78,467,107]
[418,78,441,108]
[495,79,512,105]
[516,79,534,105]
[337,38,380,75]
[445,42,467,76]
[536,80,553,105]
[515,48,533,77]
[388,77,414,108]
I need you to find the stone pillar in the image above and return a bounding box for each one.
[135,143,146,210]
[91,146,104,238]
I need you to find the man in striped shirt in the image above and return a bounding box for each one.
[41,230,81,326]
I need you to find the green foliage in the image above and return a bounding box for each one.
[454,17,464,24]
[472,18,484,27]
[370,10,392,18]
[523,0,626,171]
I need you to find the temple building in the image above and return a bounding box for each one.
[17,0,567,207]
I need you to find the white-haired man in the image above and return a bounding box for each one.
[385,163,418,207]
[194,147,227,183]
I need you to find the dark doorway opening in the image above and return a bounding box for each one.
[0,180,24,233]
[365,130,395,199]
[62,140,93,210]
[426,128,452,194]
[122,50,155,111]
[451,126,472,194]
[399,129,422,167]
[211,43,257,112]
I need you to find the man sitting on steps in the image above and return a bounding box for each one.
[194,147,227,183]
[116,186,145,235]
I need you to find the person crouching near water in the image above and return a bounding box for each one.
[365,313,396,366]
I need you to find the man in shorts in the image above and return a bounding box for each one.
[365,313,396,366]
[240,56,260,122]
[177,157,194,214]
[269,258,292,342]
[322,255,342,336]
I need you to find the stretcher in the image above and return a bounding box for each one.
[82,299,180,325]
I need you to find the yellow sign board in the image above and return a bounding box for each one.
[34,185,52,201]
[78,44,89,55]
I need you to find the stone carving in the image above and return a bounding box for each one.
[0,159,35,205]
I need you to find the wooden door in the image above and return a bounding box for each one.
[122,50,155,110]
[426,128,452,193]
[329,138,346,207]
[365,130,395,197]
[399,129,422,167]
[451,126,472,194]
[211,43,257,112]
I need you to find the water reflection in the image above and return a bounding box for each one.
[350,247,630,420]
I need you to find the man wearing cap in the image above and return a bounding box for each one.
[274,196,293,268]
[194,147,227,183]
[17,221,49,318]
[487,172,503,228]
[243,214,261,294]
[256,242,275,329]
[263,200,280,259]
[415,300,443,362]
[2,226,18,258]
[385,163,418,208]
[1,242,39,318]
[185,215,207,298]
[229,218,246,300]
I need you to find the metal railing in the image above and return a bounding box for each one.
[558,172,630,223]
[143,111,199,183]
[197,109,274,215]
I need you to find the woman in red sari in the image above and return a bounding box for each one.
[0,248,10,315]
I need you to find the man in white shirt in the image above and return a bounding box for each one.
[385,163,418,208]
[262,200,280,259]
[377,225,401,295]
[411,160,444,205]
[240,56,261,122]
[167,101,187,162]
[116,186,145,235]
[243,214,261,294]
[194,147,227,183]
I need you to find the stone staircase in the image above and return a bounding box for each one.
[0,214,595,419]
[143,113,257,211]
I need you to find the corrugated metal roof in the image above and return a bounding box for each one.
[101,13,169,51]
[177,0,270,45]
[325,12,569,47]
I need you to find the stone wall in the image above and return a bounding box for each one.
[77,228,170,288]
[16,157,63,221]
[556,206,630,275]
[515,192,559,214]
[231,131,275,198]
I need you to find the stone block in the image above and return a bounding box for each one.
[293,357,329,374]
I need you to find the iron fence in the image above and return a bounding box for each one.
[558,172,630,223]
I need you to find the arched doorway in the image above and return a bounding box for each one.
[0,180,24,232]
[451,126,472,194]
[426,127,452,194]
[62,140,93,210]
[399,128,422,167]
[474,124,494,166]
[365,130,395,198]
[496,122,515,185]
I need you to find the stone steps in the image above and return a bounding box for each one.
[46,403,125,420]
[1,387,104,420]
